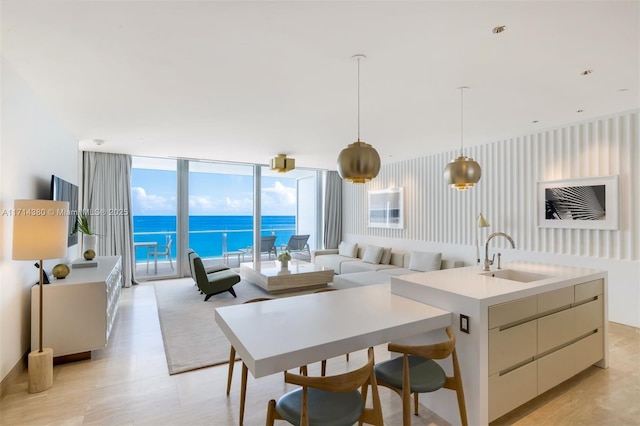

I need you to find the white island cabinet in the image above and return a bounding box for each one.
[391,262,607,425]
[31,256,122,361]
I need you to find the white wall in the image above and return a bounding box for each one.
[343,110,640,328]
[0,59,79,382]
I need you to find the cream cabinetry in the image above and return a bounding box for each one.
[31,256,122,359]
[488,279,604,420]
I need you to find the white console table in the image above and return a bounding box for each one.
[31,256,122,361]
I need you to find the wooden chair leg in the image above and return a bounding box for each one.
[402,355,412,426]
[266,399,278,426]
[452,350,468,426]
[414,392,419,415]
[226,346,236,395]
[321,359,327,376]
[240,363,248,425]
[359,383,369,426]
[346,352,350,362]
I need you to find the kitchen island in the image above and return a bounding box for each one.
[391,261,607,425]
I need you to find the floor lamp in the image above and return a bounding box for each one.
[476,213,490,265]
[12,199,69,393]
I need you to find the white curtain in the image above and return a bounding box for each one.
[323,171,342,249]
[82,151,135,287]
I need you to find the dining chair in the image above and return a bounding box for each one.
[226,297,274,425]
[147,235,173,273]
[266,347,384,426]
[374,326,468,426]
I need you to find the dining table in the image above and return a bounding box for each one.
[214,283,452,379]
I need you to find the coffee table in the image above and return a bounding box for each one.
[240,260,334,293]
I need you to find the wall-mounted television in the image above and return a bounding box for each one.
[50,175,79,247]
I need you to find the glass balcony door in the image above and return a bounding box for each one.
[131,157,179,280]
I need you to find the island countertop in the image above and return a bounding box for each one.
[389,260,608,425]
[391,261,606,306]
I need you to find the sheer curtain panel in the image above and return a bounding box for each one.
[323,171,342,249]
[82,151,135,287]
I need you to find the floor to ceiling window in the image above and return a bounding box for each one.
[188,162,255,263]
[131,156,323,280]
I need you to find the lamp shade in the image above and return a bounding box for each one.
[443,155,482,190]
[337,141,381,184]
[477,213,490,228]
[12,200,69,260]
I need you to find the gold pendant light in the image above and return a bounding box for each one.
[443,87,482,190]
[337,54,381,184]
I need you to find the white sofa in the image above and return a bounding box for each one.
[312,245,405,274]
[312,242,464,288]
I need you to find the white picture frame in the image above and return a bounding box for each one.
[537,176,619,230]
[368,187,403,229]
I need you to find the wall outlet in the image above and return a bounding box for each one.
[460,314,470,334]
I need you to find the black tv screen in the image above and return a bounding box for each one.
[50,175,79,247]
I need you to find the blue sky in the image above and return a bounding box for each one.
[131,169,296,216]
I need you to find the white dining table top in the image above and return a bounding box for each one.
[214,284,452,378]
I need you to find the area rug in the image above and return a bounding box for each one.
[153,278,271,374]
[153,277,321,375]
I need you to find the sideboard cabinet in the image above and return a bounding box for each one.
[31,256,122,360]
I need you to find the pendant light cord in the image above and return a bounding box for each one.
[357,56,361,142]
[460,87,464,156]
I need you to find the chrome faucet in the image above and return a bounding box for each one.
[484,232,515,271]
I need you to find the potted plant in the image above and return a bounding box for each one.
[75,212,98,260]
[277,250,291,269]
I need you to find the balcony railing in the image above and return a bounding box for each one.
[132,227,296,263]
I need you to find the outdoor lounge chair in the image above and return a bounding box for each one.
[260,235,277,259]
[283,234,311,260]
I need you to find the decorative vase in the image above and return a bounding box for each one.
[280,259,288,270]
[52,263,70,279]
[83,234,97,258]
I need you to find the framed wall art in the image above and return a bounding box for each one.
[368,187,403,229]
[537,176,618,230]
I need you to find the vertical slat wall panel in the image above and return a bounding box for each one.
[342,110,638,262]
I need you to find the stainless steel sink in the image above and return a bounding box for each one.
[480,269,550,283]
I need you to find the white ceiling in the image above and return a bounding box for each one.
[2,1,638,171]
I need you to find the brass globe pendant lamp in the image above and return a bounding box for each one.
[337,54,381,184]
[444,87,482,190]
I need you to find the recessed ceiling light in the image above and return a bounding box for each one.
[93,139,105,146]
[580,69,593,76]
[532,120,539,124]
[492,25,507,34]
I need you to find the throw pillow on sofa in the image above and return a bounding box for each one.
[338,241,358,258]
[408,251,442,272]
[362,245,384,264]
[380,247,392,265]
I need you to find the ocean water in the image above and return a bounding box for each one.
[133,215,296,261]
